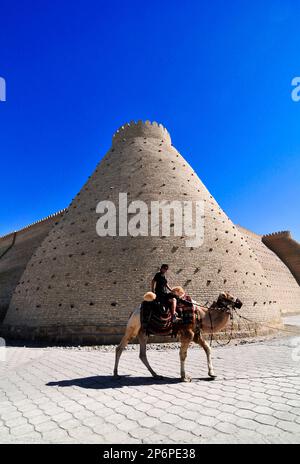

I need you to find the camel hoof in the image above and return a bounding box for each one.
[208,374,217,380]
[153,375,164,380]
[181,376,192,383]
[113,374,121,379]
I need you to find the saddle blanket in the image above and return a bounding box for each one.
[140,299,196,336]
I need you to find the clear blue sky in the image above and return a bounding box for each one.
[0,0,299,240]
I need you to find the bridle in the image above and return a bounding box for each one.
[206,295,243,346]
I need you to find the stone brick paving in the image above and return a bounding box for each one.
[0,322,300,444]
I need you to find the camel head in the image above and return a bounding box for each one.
[215,291,243,312]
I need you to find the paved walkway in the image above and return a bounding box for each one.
[0,324,300,444]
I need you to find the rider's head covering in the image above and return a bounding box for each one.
[171,286,185,298]
[143,292,157,302]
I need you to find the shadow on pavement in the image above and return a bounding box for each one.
[46,375,185,389]
[197,377,217,382]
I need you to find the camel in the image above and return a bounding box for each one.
[113,291,243,382]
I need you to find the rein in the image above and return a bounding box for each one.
[207,308,300,346]
[235,311,300,335]
[208,307,234,347]
[194,296,300,347]
[193,299,235,347]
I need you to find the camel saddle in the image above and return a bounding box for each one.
[140,296,196,336]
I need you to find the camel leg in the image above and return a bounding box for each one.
[198,336,216,379]
[113,310,141,378]
[138,332,162,379]
[113,334,130,378]
[180,330,194,382]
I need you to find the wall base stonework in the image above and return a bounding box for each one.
[0,319,282,345]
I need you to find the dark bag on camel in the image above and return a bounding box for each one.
[140,300,172,336]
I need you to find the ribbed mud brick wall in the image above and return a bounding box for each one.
[2,121,281,343]
[262,232,300,287]
[237,226,300,315]
[0,212,65,322]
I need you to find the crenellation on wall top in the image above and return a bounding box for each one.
[112,120,171,146]
[262,231,291,240]
[0,209,67,240]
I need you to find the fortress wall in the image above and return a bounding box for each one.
[237,226,300,315]
[1,121,282,343]
[1,122,299,343]
[262,232,300,287]
[0,212,64,322]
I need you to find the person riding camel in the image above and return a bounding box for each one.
[141,291,178,328]
[171,286,195,316]
[151,264,172,300]
[151,265,178,322]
